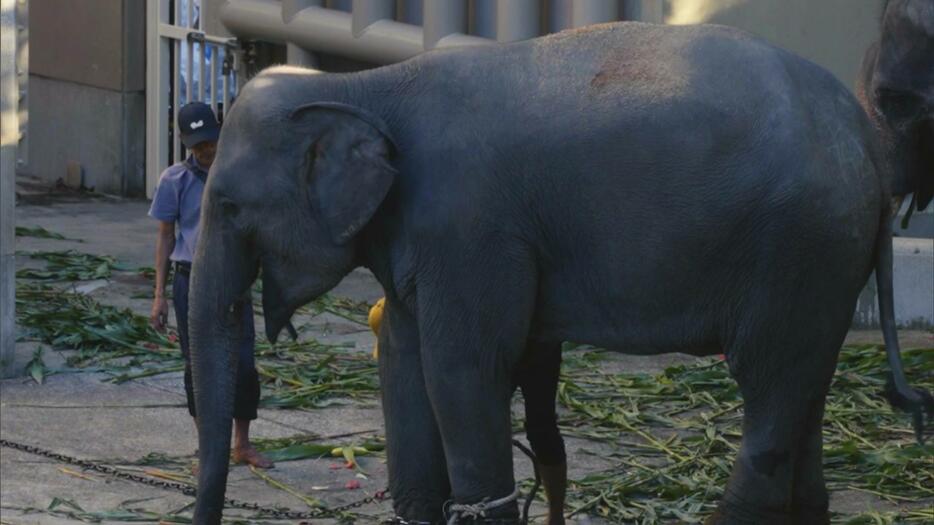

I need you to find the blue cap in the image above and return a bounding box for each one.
[178,102,220,148]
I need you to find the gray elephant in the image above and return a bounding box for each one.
[857,0,933,216]
[186,20,931,525]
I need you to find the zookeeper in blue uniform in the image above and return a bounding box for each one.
[148,102,273,469]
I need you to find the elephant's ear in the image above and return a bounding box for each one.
[291,102,398,245]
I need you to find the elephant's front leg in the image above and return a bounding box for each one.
[379,298,451,521]
[417,256,537,523]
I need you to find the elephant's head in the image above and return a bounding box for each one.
[859,0,934,210]
[188,70,396,523]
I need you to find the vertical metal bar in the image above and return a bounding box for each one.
[570,0,618,28]
[636,0,665,24]
[173,38,181,162]
[210,45,218,114]
[186,35,194,106]
[398,0,423,25]
[283,1,322,67]
[472,0,496,38]
[198,42,206,102]
[495,0,539,42]
[187,0,194,28]
[287,43,318,67]
[423,0,468,49]
[174,0,181,25]
[222,59,230,122]
[352,0,395,37]
[327,0,352,12]
[547,0,572,33]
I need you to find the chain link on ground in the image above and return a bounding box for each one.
[1,438,389,521]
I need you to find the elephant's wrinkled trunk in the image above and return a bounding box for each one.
[188,225,256,524]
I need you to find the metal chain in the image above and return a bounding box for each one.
[1,438,387,521]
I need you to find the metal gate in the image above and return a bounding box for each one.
[146,0,238,197]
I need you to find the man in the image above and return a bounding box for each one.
[149,102,272,469]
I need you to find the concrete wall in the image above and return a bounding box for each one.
[27,76,146,195]
[25,0,146,196]
[853,238,934,329]
[1,0,18,377]
[627,0,885,91]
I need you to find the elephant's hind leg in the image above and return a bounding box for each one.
[789,396,832,525]
[709,309,846,524]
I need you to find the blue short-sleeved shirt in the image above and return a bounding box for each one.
[149,156,208,263]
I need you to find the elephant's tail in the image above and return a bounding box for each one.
[874,208,933,444]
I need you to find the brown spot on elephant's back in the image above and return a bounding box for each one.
[590,54,689,98]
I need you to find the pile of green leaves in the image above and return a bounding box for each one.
[252,434,386,464]
[16,281,177,368]
[16,250,123,281]
[255,340,380,408]
[549,347,933,523]
[307,294,371,325]
[15,278,378,405]
[15,225,75,241]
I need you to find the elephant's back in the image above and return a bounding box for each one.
[387,21,882,251]
[404,22,793,130]
[424,21,874,186]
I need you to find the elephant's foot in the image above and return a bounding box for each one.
[383,517,521,525]
[791,504,830,525]
[705,500,829,525]
[391,498,445,525]
[703,498,794,525]
[705,504,830,525]
[383,518,438,525]
[442,506,520,525]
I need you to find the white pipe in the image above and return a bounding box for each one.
[219,0,491,64]
[495,0,539,42]
[352,0,395,37]
[283,0,322,22]
[423,0,468,49]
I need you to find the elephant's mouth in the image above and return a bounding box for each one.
[260,262,298,343]
[262,303,296,344]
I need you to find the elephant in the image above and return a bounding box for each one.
[186,20,932,524]
[857,0,933,217]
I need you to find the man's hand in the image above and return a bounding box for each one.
[152,221,175,334]
[151,296,169,332]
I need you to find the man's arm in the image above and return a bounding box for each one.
[150,221,176,331]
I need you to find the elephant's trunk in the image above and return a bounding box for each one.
[188,223,256,524]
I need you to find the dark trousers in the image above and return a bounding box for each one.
[173,265,260,420]
[514,343,566,466]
